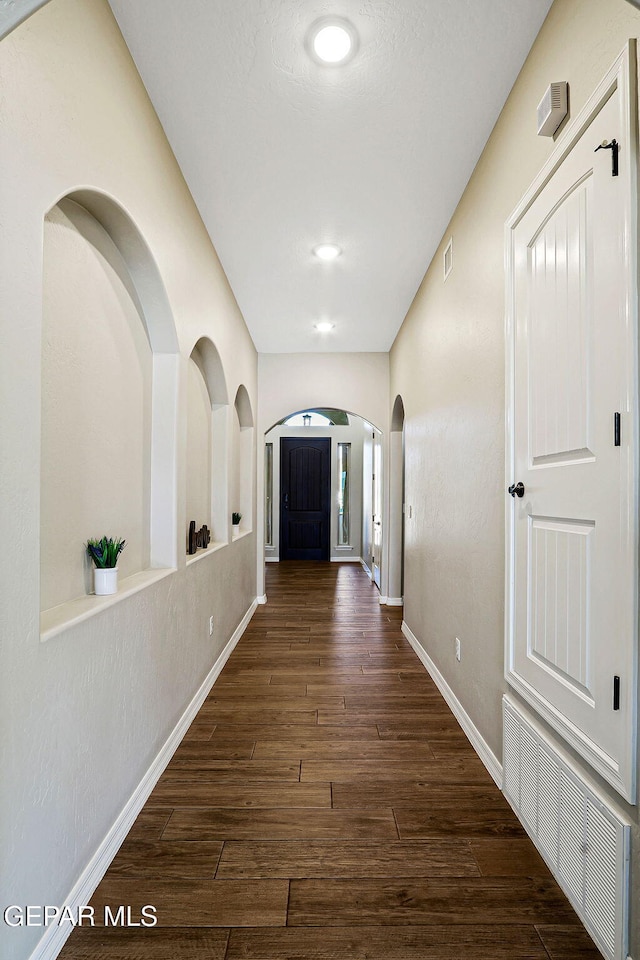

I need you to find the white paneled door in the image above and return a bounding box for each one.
[506,46,638,802]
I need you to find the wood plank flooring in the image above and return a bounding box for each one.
[59,562,602,960]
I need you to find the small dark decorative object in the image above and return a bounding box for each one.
[188,520,211,555]
[232,512,242,526]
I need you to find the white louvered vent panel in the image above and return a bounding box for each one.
[502,696,630,960]
[520,727,538,832]
[503,705,521,804]
[584,801,619,957]
[558,771,586,906]
[537,746,560,864]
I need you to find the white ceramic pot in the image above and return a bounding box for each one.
[94,567,118,596]
[232,524,240,538]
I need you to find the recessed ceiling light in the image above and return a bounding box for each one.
[307,18,358,65]
[314,321,335,333]
[313,243,342,261]
[314,24,351,62]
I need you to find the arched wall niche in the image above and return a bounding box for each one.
[235,383,254,428]
[391,394,405,432]
[232,385,255,536]
[65,190,178,353]
[190,336,229,406]
[40,190,179,616]
[187,337,229,546]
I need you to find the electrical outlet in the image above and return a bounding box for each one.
[209,616,214,636]
[455,637,461,662]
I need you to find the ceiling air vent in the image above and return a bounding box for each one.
[537,82,568,136]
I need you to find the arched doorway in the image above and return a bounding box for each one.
[263,407,382,576]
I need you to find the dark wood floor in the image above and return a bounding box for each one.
[60,562,601,959]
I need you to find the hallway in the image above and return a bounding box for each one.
[58,562,599,959]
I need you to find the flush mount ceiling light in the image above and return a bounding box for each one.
[313,243,342,261]
[307,18,358,65]
[314,321,335,333]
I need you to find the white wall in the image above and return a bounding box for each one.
[0,3,257,959]
[265,421,365,562]
[390,0,640,954]
[259,352,390,435]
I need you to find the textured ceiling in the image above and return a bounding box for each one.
[107,0,553,353]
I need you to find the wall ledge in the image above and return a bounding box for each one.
[186,540,227,567]
[232,529,252,543]
[40,568,175,642]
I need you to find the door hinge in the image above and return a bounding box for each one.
[614,412,621,446]
[613,675,621,711]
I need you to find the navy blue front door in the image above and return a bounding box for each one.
[280,438,330,561]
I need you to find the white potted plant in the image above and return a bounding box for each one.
[232,512,242,538]
[86,536,126,596]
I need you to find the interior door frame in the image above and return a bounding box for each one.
[372,428,383,590]
[504,42,639,801]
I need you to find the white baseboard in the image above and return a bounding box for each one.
[29,598,258,960]
[401,620,503,789]
[266,557,363,564]
[256,594,267,604]
[386,597,404,606]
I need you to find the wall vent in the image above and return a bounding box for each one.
[537,81,568,136]
[443,236,453,280]
[503,696,630,960]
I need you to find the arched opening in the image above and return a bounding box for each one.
[264,408,382,578]
[232,385,254,537]
[388,394,406,604]
[187,337,229,549]
[40,192,179,614]
[66,190,177,353]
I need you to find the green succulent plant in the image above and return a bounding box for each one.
[86,536,126,569]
